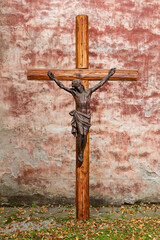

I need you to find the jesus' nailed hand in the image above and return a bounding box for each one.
[47,68,116,166]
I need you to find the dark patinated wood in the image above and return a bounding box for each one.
[47,68,115,165]
[27,69,138,81]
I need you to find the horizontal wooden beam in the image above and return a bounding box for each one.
[27,69,138,81]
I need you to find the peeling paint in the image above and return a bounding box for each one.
[0,0,160,205]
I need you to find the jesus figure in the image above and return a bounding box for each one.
[47,68,116,165]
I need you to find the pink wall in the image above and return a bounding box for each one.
[0,0,160,205]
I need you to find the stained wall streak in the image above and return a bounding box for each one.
[0,0,160,205]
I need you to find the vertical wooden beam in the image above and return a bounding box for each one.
[76,15,89,220]
[76,15,89,69]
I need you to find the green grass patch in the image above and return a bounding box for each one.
[1,215,160,239]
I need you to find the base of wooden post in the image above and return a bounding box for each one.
[76,134,89,220]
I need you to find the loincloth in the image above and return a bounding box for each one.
[69,110,91,137]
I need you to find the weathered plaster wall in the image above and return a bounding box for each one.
[0,0,160,205]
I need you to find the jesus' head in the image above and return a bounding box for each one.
[72,79,85,93]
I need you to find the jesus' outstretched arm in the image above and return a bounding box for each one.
[47,71,72,94]
[90,68,116,93]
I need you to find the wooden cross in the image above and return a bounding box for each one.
[27,15,138,220]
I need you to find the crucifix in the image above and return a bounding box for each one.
[27,15,138,220]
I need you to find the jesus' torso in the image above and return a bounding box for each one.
[72,89,92,114]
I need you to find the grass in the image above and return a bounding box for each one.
[0,204,160,239]
[1,215,160,239]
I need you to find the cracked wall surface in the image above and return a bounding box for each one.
[0,0,160,205]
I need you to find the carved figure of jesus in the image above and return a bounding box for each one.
[47,68,116,165]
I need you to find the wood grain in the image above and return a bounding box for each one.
[76,15,89,69]
[76,15,90,220]
[27,69,138,81]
